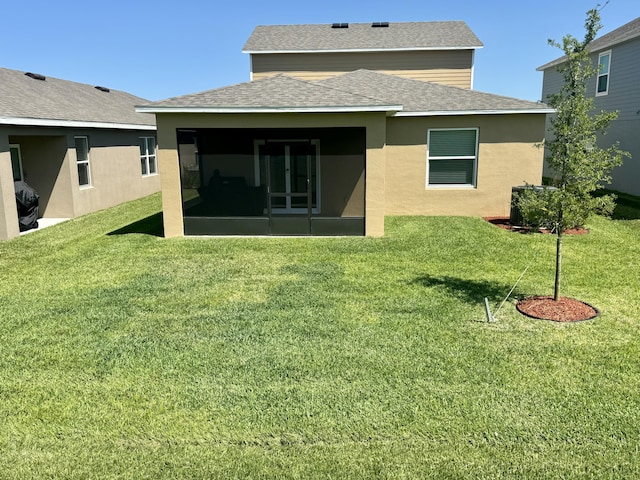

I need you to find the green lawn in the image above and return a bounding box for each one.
[1,193,639,479]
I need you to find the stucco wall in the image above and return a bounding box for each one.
[0,133,20,240]
[71,130,161,217]
[14,135,74,217]
[1,125,159,240]
[385,114,547,217]
[155,112,547,237]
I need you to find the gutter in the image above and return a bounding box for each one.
[135,105,403,114]
[243,46,483,54]
[393,108,555,117]
[0,116,156,130]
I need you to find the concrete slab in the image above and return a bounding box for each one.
[20,218,70,235]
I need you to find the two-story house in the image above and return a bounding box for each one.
[0,67,160,240]
[538,17,640,196]
[137,21,552,237]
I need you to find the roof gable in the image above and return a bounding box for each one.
[538,16,640,71]
[138,74,402,113]
[139,70,550,116]
[0,67,155,128]
[319,70,551,114]
[243,21,483,53]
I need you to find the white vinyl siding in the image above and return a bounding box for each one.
[427,128,478,187]
[74,136,91,187]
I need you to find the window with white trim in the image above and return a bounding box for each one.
[596,50,611,96]
[140,137,157,176]
[427,128,478,187]
[74,136,91,187]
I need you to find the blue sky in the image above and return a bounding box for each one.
[2,0,637,102]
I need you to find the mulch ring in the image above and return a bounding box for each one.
[484,217,588,235]
[516,296,599,322]
[485,217,594,322]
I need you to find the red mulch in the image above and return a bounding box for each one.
[484,217,588,235]
[516,296,598,322]
[485,218,594,321]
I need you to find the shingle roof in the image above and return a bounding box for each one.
[0,67,155,127]
[537,16,640,71]
[138,74,402,112]
[138,70,550,115]
[243,21,483,53]
[319,70,550,114]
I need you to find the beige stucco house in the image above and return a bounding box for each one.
[137,21,552,237]
[0,67,159,240]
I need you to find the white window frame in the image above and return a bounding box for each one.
[596,50,611,97]
[140,137,157,176]
[74,136,92,188]
[9,144,24,181]
[426,128,479,188]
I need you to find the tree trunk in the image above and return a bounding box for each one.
[554,231,563,301]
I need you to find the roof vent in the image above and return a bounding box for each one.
[372,22,389,28]
[331,23,349,28]
[94,85,110,93]
[25,72,46,81]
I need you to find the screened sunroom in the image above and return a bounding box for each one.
[177,127,366,236]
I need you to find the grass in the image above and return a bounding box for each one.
[596,188,640,220]
[1,193,639,478]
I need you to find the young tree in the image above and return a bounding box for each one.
[518,7,628,301]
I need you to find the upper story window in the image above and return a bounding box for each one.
[596,50,611,96]
[426,128,478,188]
[140,137,157,176]
[74,136,91,187]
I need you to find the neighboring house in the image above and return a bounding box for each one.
[538,17,640,196]
[0,67,160,240]
[137,21,552,237]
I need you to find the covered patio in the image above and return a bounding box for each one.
[177,126,366,236]
[136,73,397,237]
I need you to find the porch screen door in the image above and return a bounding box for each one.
[258,141,318,212]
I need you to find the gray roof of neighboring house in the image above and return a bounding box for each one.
[138,70,550,116]
[243,21,483,53]
[537,16,640,71]
[0,67,155,128]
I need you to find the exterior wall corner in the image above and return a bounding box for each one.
[156,121,184,238]
[365,118,387,237]
[0,143,20,240]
